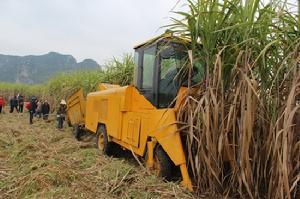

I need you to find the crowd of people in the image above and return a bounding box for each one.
[8,94,24,113]
[27,97,51,124]
[0,94,67,130]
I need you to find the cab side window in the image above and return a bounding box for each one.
[142,46,156,89]
[133,51,139,86]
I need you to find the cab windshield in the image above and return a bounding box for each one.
[134,39,205,108]
[158,43,188,108]
[158,42,205,108]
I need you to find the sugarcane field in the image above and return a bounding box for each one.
[0,0,299,198]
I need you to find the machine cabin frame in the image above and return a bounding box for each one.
[134,36,191,109]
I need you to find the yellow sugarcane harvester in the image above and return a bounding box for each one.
[66,34,205,191]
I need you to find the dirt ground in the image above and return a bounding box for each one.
[0,107,195,199]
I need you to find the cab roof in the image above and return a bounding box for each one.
[133,33,191,50]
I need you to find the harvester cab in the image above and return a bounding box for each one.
[133,34,200,108]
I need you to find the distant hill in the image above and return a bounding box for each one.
[0,52,100,84]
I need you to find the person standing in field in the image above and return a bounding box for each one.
[57,99,67,130]
[29,97,37,124]
[9,97,13,113]
[0,96,5,113]
[41,100,50,120]
[9,96,19,113]
[35,100,42,118]
[17,94,24,113]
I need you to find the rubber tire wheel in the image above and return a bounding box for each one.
[74,125,83,141]
[154,145,174,181]
[96,125,115,156]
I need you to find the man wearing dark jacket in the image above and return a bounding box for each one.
[17,94,24,113]
[9,96,18,113]
[42,100,50,120]
[57,99,66,129]
[29,97,37,124]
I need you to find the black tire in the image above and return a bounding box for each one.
[96,125,115,156]
[153,145,174,181]
[73,125,84,141]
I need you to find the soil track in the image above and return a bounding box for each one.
[0,108,194,199]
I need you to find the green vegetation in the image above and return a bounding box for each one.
[168,0,299,198]
[0,82,44,99]
[0,54,134,104]
[45,54,134,103]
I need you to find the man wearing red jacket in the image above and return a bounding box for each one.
[0,96,5,113]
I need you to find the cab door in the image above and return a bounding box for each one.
[135,44,158,107]
[121,44,158,148]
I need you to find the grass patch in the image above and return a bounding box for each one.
[0,112,194,199]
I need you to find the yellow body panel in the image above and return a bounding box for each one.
[66,89,86,126]
[84,85,192,191]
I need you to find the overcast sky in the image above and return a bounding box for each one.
[0,0,298,65]
[0,0,180,64]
